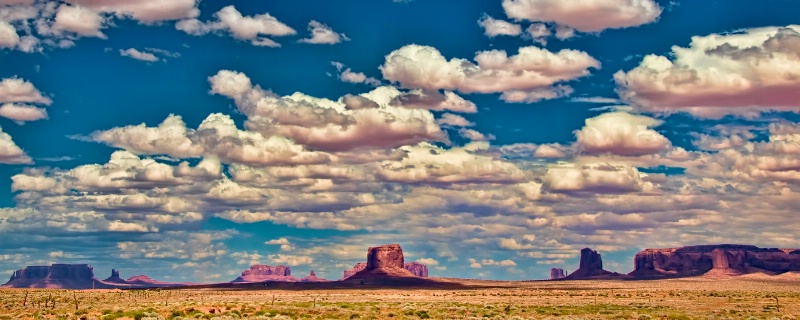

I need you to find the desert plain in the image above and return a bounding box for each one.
[2,276,800,320]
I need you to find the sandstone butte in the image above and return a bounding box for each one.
[345,244,419,280]
[549,268,566,280]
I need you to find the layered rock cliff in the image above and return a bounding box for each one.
[404,262,429,277]
[1,264,109,289]
[231,265,298,282]
[629,244,800,279]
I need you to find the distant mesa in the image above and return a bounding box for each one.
[300,270,328,282]
[231,265,298,283]
[1,265,191,289]
[1,264,110,289]
[629,244,800,279]
[563,248,628,280]
[549,268,566,280]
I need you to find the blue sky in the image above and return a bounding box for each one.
[2,0,800,282]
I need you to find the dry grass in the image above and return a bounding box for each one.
[1,277,799,319]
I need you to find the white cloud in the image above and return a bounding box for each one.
[0,103,47,122]
[176,5,295,47]
[0,20,20,48]
[0,77,52,105]
[0,126,31,164]
[265,238,294,251]
[380,44,598,102]
[478,14,522,37]
[209,70,447,151]
[92,113,332,166]
[458,128,495,142]
[526,23,550,44]
[268,254,312,266]
[66,0,199,23]
[616,26,800,118]
[119,48,159,62]
[437,113,474,127]
[500,85,574,103]
[52,4,107,38]
[502,0,661,33]
[339,69,380,86]
[543,162,651,193]
[416,258,439,266]
[575,111,671,156]
[299,20,348,44]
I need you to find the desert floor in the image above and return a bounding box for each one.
[2,277,799,320]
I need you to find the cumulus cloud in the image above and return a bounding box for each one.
[92,113,332,166]
[0,103,47,122]
[502,0,661,34]
[616,26,800,118]
[299,20,348,44]
[575,111,671,156]
[376,142,524,184]
[500,85,574,103]
[0,126,31,164]
[437,113,474,127]
[65,0,199,23]
[176,5,295,47]
[119,48,158,62]
[380,44,598,102]
[0,77,51,105]
[0,20,20,48]
[209,70,447,151]
[543,162,652,194]
[52,4,107,38]
[478,14,522,37]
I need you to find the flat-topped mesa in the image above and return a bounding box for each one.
[231,264,298,283]
[629,244,800,279]
[550,268,566,280]
[1,264,108,289]
[563,248,627,280]
[347,244,417,280]
[404,262,429,277]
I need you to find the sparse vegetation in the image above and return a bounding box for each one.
[2,279,800,319]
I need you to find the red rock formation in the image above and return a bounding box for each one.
[300,270,328,282]
[347,244,417,279]
[103,269,126,284]
[1,264,111,289]
[629,244,800,279]
[231,265,298,283]
[563,248,628,280]
[550,268,566,280]
[342,261,429,280]
[404,262,429,277]
[341,262,368,280]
